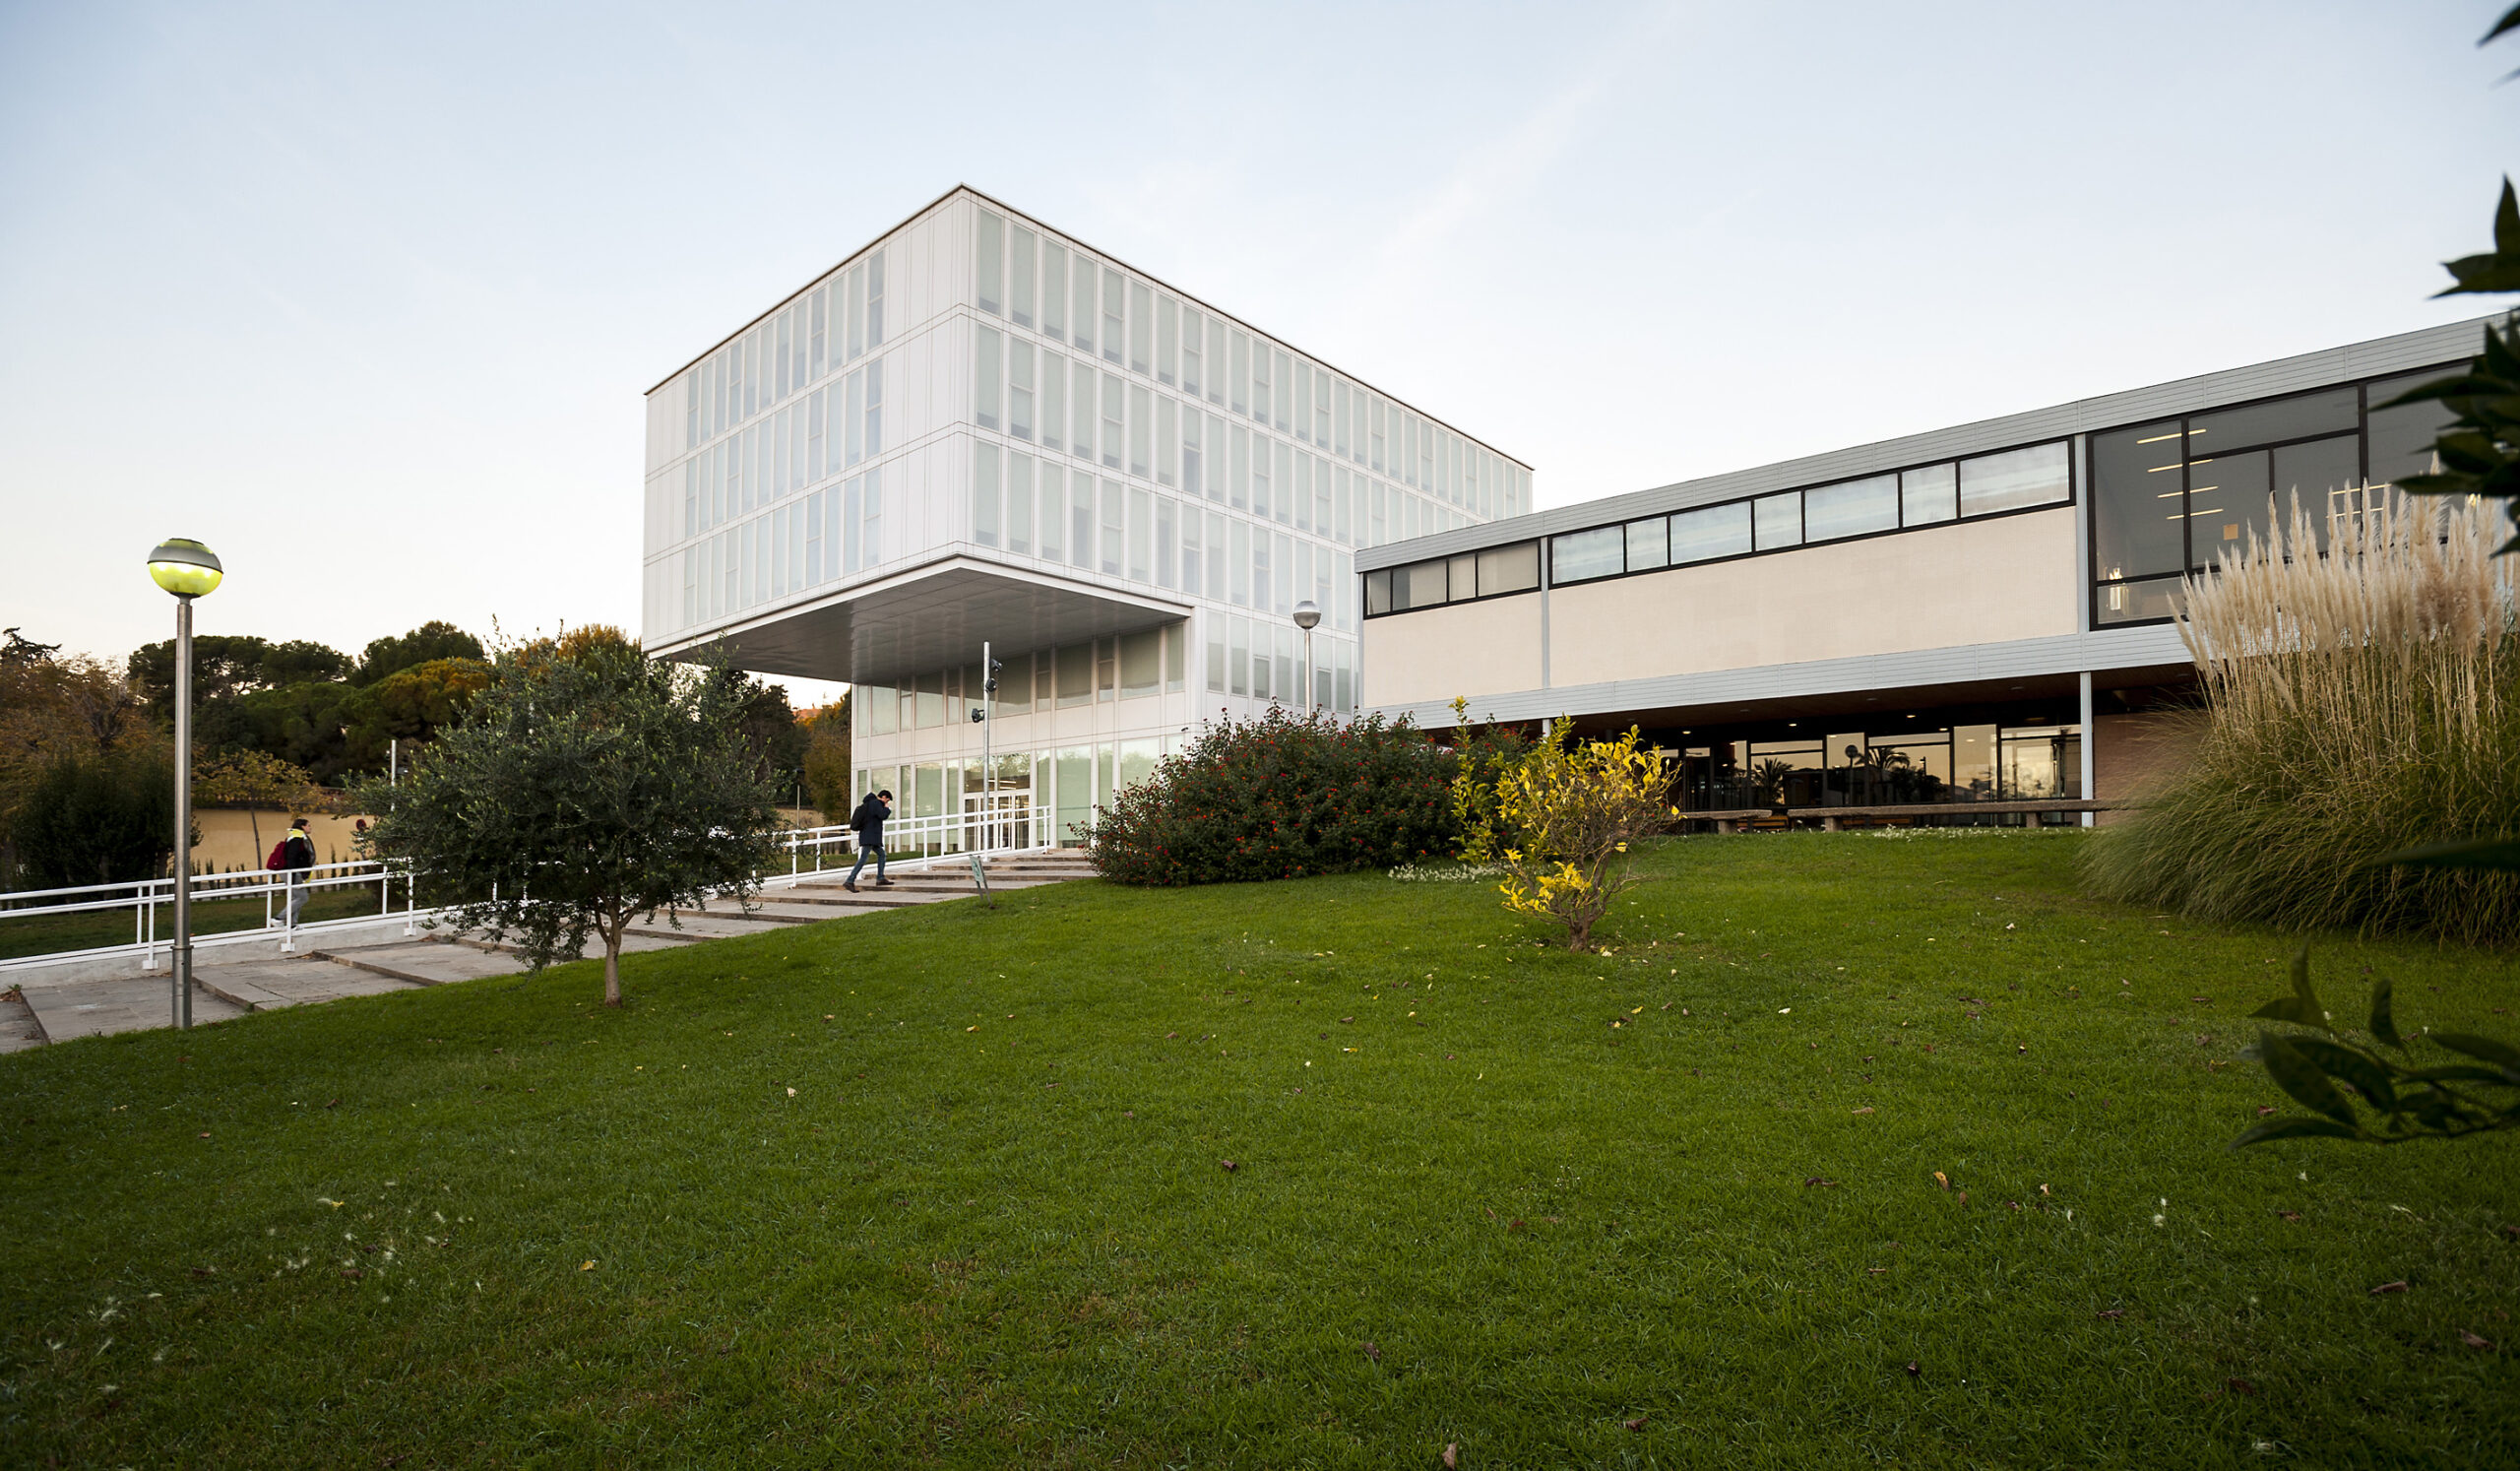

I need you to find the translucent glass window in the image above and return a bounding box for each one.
[1396,559,1450,609]
[973,326,1001,430]
[1071,253,1097,353]
[1129,383,1152,479]
[1668,503,1751,564]
[1009,226,1036,327]
[1007,453,1033,554]
[1752,492,1802,550]
[1624,516,1670,571]
[1365,568,1392,615]
[1102,268,1124,363]
[1550,527,1624,583]
[1958,442,2071,517]
[1181,310,1203,398]
[1129,281,1153,374]
[1802,475,1897,541]
[973,442,1000,546]
[1008,342,1034,441]
[1476,543,1540,596]
[1040,242,1067,340]
[1900,464,1957,526]
[976,210,1004,315]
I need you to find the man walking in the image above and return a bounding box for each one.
[844,789,893,893]
[281,816,316,927]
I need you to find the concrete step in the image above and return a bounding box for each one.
[23,974,251,1041]
[439,930,699,962]
[762,888,965,911]
[619,910,822,941]
[310,941,529,987]
[194,956,422,1011]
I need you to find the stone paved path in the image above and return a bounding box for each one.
[2,853,1095,1048]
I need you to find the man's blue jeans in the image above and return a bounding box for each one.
[847,842,885,884]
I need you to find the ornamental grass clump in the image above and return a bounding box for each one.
[2083,491,2520,944]
[1086,707,1456,885]
[1464,725,1677,951]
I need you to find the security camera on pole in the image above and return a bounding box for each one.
[147,538,222,1030]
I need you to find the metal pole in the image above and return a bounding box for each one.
[172,594,193,1029]
[1303,628,1315,713]
[980,640,992,850]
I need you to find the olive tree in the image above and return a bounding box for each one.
[354,639,783,1006]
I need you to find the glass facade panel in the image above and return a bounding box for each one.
[2090,421,2186,584]
[1900,464,1956,525]
[2270,434,2362,544]
[2186,446,2271,564]
[2186,387,2358,455]
[1624,516,1670,571]
[1752,492,1801,550]
[1396,559,1450,609]
[1550,526,1623,583]
[2096,572,2185,626]
[1957,442,2070,516]
[1802,475,1897,542]
[1670,502,1752,563]
[2366,371,2457,485]
[1476,542,1540,596]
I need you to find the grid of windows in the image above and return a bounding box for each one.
[968,206,1527,550]
[1364,443,2071,618]
[2087,369,2460,625]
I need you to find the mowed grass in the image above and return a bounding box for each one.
[3,831,2517,1467]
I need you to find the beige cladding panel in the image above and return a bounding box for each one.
[1364,592,1545,709]
[1546,506,2080,688]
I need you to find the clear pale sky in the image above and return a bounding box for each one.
[3,1,2511,706]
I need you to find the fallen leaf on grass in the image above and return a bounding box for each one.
[1956,1191,1969,1206]
[2277,1211,2303,1223]
[1803,1178,1840,1188]
[2098,1309,2125,1319]
[1219,1160,1237,1173]
[341,1268,362,1280]
[1443,1445,1458,1469]
[198,1131,211,1139]
[2228,1377,2258,1396]
[2369,1280,2410,1296]
[1866,1266,1887,1276]
[1852,1106,1874,1115]
[2462,1330,2496,1350]
[323,1099,339,1110]
[1363,1341,1380,1362]
[1933,1172,1949,1190]
[1623,1416,1647,1432]
[1905,1361,1921,1376]
[581,1260,596,1271]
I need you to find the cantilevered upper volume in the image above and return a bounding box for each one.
[638,185,1528,837]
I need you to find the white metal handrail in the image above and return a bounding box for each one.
[768,803,1056,885]
[0,859,418,969]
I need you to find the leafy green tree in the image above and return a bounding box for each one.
[13,745,181,888]
[352,641,783,1006]
[341,657,492,772]
[350,620,484,686]
[799,696,852,818]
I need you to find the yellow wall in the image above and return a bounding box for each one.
[188,810,371,873]
[1547,507,2078,686]
[1364,590,1547,709]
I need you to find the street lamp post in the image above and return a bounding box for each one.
[1292,601,1321,713]
[148,538,222,1030]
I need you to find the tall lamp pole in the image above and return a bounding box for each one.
[1292,601,1321,713]
[148,539,222,1030]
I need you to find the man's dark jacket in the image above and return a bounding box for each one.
[849,796,887,848]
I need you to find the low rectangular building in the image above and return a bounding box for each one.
[1357,318,2481,819]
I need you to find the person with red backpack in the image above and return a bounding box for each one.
[271,817,316,928]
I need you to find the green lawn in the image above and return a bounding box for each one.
[0,882,396,962]
[3,831,2515,1467]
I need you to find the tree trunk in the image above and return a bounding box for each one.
[601,912,624,1007]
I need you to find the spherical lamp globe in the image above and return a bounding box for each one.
[147,539,223,598]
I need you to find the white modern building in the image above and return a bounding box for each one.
[642,186,1530,841]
